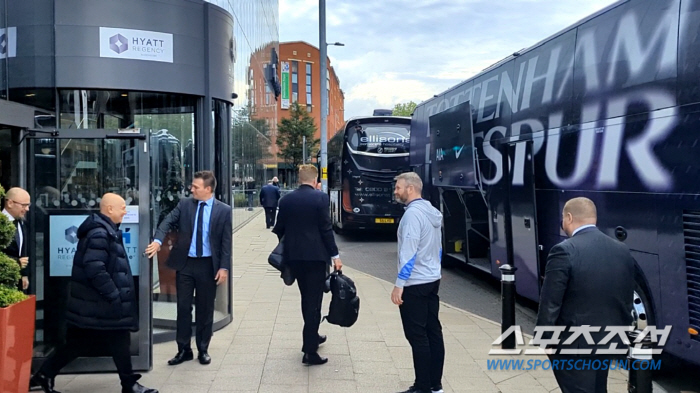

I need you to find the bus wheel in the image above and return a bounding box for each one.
[633,281,654,330]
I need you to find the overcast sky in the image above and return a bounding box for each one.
[279,0,619,119]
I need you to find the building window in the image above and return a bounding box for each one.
[292,61,298,103]
[305,63,312,111]
[326,74,330,116]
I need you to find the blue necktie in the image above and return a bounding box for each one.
[196,202,205,257]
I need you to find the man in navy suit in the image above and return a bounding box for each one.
[273,165,342,365]
[145,171,232,366]
[537,197,634,393]
[259,179,281,229]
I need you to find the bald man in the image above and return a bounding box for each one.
[2,187,31,291]
[536,197,634,393]
[32,194,157,393]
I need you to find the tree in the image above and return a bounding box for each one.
[232,107,272,177]
[276,103,319,169]
[392,101,418,117]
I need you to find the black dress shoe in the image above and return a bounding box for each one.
[198,352,211,365]
[167,349,194,365]
[122,382,159,393]
[30,372,59,393]
[302,353,328,365]
[318,335,327,345]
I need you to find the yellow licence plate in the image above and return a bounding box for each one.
[375,218,395,224]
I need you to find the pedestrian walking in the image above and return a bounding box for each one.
[32,193,158,393]
[273,164,342,365]
[259,179,281,229]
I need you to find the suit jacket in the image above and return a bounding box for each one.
[154,197,232,272]
[272,184,338,262]
[536,227,634,352]
[259,184,281,208]
[2,219,28,277]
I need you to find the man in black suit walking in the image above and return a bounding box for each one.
[537,197,634,393]
[1,187,31,292]
[259,179,281,229]
[273,165,342,365]
[145,170,232,366]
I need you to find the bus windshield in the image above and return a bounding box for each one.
[346,123,410,154]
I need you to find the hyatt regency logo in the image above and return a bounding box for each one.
[65,226,78,244]
[109,34,128,54]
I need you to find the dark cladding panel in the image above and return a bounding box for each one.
[53,0,206,95]
[207,4,235,102]
[430,101,476,188]
[6,0,54,89]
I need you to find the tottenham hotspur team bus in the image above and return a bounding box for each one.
[410,0,700,366]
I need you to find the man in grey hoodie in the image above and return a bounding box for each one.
[391,172,445,393]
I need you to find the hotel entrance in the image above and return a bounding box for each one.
[27,129,153,371]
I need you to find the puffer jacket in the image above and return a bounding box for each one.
[65,212,138,331]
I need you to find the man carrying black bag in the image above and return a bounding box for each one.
[273,164,342,366]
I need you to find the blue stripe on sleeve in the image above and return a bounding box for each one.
[398,254,417,280]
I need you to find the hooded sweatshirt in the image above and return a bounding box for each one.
[396,198,443,288]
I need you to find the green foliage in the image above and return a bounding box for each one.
[0,184,27,308]
[0,285,28,308]
[392,101,418,117]
[232,107,272,166]
[0,186,14,250]
[276,103,319,169]
[0,253,20,287]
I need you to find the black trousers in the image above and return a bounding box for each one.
[40,326,137,388]
[290,260,327,354]
[399,280,445,391]
[549,354,611,393]
[176,257,217,353]
[264,207,277,228]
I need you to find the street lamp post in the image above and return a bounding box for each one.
[319,0,343,193]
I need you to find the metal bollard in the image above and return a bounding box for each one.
[499,264,517,349]
[626,330,654,393]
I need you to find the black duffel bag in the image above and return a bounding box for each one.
[268,237,294,286]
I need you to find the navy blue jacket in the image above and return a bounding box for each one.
[259,184,281,208]
[273,185,338,262]
[66,213,138,331]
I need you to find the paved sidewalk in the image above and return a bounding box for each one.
[54,213,629,392]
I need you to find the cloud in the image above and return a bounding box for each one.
[280,0,618,119]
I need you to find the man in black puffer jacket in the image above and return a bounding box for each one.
[32,193,157,393]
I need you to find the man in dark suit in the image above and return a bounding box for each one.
[145,170,232,366]
[259,180,281,229]
[1,187,31,292]
[537,197,634,393]
[273,164,342,365]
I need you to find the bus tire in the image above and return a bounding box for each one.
[633,269,655,330]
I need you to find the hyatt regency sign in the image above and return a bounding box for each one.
[99,27,173,63]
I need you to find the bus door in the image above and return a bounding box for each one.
[507,140,540,301]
